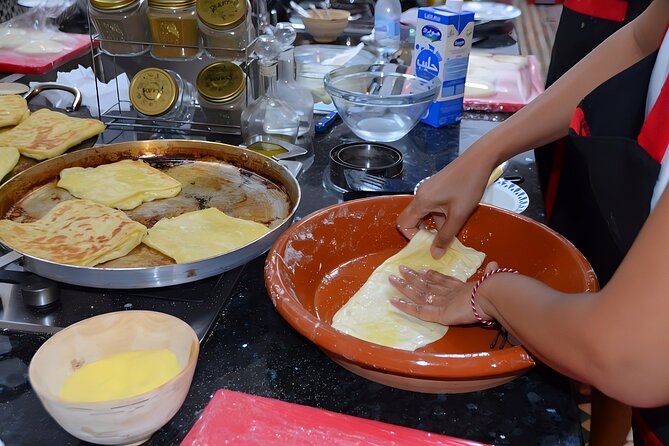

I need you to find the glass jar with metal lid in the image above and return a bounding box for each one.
[196,61,246,127]
[88,0,149,56]
[147,0,200,60]
[197,0,255,57]
[130,67,195,123]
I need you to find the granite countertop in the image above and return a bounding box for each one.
[0,116,580,446]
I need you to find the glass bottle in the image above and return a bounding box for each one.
[241,35,300,145]
[373,0,401,61]
[129,67,195,123]
[147,0,201,60]
[89,0,149,56]
[196,61,247,127]
[197,0,256,57]
[274,22,314,138]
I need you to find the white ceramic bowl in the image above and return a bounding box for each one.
[28,311,199,445]
[301,9,350,43]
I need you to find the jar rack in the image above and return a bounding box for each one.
[88,7,259,137]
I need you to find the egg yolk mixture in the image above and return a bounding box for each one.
[59,348,181,403]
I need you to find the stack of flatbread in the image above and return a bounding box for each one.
[0,108,105,161]
[332,230,485,351]
[57,160,182,210]
[0,95,29,180]
[0,199,147,267]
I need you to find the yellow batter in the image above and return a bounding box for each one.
[59,349,181,403]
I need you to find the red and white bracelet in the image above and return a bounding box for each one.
[470,267,518,326]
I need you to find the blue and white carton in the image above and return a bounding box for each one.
[412,5,475,127]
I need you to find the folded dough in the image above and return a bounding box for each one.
[0,146,20,180]
[0,109,105,160]
[0,95,29,128]
[58,160,182,210]
[0,199,147,266]
[142,208,270,263]
[332,230,485,351]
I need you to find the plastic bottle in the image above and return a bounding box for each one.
[373,0,401,61]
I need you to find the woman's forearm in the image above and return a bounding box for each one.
[467,0,668,165]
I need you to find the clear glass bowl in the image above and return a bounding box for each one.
[323,63,440,142]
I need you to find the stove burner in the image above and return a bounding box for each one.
[0,270,61,308]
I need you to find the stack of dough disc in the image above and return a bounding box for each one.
[0,109,105,160]
[0,199,147,267]
[332,230,485,351]
[0,95,29,180]
[57,160,183,210]
[143,208,270,263]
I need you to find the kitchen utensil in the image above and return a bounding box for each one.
[243,134,309,159]
[314,110,339,133]
[329,142,403,190]
[290,0,311,17]
[29,311,198,445]
[0,140,300,288]
[324,64,440,142]
[343,169,413,193]
[182,390,487,445]
[300,9,350,43]
[265,196,598,393]
[481,178,529,214]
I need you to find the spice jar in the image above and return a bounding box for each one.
[130,67,195,122]
[196,61,246,127]
[89,0,149,56]
[197,0,255,57]
[147,0,200,60]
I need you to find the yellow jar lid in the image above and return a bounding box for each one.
[90,0,138,10]
[148,0,196,9]
[196,0,246,30]
[130,68,179,116]
[196,62,245,103]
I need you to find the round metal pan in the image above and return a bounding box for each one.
[0,140,301,288]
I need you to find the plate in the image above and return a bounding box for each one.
[462,2,521,22]
[480,178,529,213]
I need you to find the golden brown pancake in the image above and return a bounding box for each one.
[142,208,270,263]
[0,109,105,160]
[57,160,182,210]
[0,146,20,180]
[0,199,147,266]
[0,95,29,128]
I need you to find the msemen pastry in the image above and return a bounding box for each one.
[0,109,105,160]
[332,230,485,351]
[0,146,20,180]
[143,208,270,263]
[0,95,29,128]
[58,160,182,210]
[0,199,147,266]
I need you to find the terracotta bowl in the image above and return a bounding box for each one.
[29,311,199,445]
[265,196,598,393]
[301,9,351,43]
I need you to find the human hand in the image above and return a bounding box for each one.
[396,150,497,258]
[389,261,499,326]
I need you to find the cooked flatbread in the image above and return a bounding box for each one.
[332,230,485,351]
[0,95,29,128]
[0,199,147,266]
[143,208,270,263]
[57,160,182,210]
[0,109,105,160]
[0,146,20,180]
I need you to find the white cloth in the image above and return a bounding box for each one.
[648,32,669,210]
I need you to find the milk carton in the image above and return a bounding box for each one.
[412,4,475,127]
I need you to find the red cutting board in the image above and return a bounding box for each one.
[182,390,488,445]
[0,33,91,75]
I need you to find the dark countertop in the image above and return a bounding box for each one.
[0,117,578,446]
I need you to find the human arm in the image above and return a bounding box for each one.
[398,0,669,257]
[391,185,669,408]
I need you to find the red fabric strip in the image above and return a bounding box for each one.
[633,409,665,446]
[569,106,591,136]
[563,0,628,21]
[638,78,669,164]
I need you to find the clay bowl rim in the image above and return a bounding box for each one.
[301,9,351,23]
[28,310,200,408]
[265,196,598,380]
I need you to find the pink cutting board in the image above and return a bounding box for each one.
[182,390,488,445]
[0,33,91,75]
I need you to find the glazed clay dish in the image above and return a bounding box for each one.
[265,195,598,393]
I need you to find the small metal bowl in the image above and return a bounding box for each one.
[329,143,403,190]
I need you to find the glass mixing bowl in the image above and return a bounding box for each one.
[323,64,440,142]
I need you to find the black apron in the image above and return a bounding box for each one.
[547,48,669,445]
